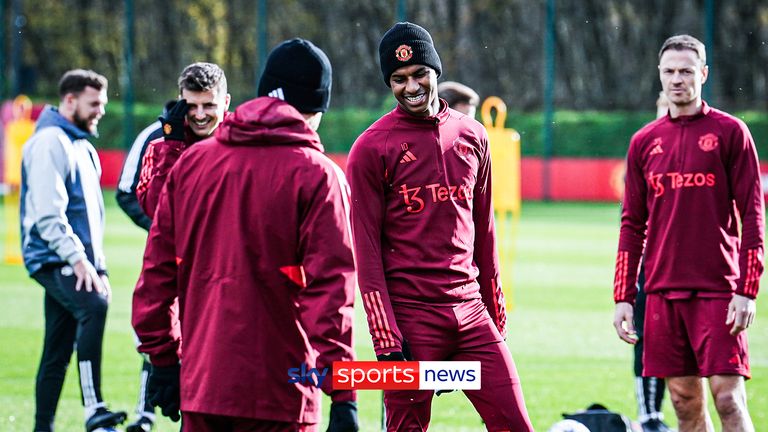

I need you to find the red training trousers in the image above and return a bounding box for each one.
[182,411,316,432]
[384,298,533,432]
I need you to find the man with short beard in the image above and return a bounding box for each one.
[20,69,127,432]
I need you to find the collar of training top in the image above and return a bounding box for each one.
[393,98,450,125]
[668,100,711,123]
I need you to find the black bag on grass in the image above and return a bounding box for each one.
[562,403,632,432]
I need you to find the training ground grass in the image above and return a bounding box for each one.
[1,198,766,431]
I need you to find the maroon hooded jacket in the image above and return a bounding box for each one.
[132,97,356,423]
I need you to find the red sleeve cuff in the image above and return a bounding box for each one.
[147,350,181,367]
[614,297,636,306]
[734,290,757,300]
[374,345,403,357]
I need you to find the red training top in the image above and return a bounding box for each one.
[136,112,231,219]
[347,101,506,356]
[614,102,765,304]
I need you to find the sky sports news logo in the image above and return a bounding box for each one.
[287,361,481,390]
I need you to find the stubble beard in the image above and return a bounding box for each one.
[74,111,97,135]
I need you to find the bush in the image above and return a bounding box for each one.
[511,110,768,159]
[317,107,390,153]
[92,102,166,150]
[78,100,768,160]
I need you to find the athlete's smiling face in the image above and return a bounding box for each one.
[389,64,439,117]
[181,86,230,138]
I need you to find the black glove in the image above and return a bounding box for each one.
[159,99,188,141]
[376,351,406,361]
[326,401,359,432]
[147,364,181,422]
[376,340,411,361]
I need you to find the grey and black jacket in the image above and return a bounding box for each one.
[116,120,162,231]
[20,106,106,275]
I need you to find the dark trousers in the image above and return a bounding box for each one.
[633,265,666,420]
[32,264,109,432]
[134,359,155,416]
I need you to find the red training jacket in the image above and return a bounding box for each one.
[136,112,231,218]
[614,102,765,304]
[347,101,506,356]
[132,97,356,423]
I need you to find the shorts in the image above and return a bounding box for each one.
[643,293,750,378]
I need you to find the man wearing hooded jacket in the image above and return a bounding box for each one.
[122,63,230,432]
[132,39,358,432]
[21,69,128,432]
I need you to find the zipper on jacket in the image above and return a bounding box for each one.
[676,120,687,167]
[433,119,444,176]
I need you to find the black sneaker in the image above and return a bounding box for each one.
[126,416,154,432]
[85,407,127,432]
[641,418,674,432]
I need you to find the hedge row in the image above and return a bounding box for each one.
[91,101,768,159]
[512,110,768,159]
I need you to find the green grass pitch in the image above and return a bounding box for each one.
[1,198,766,431]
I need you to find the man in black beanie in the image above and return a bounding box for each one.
[348,22,534,431]
[133,38,358,432]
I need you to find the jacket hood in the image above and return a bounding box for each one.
[215,97,323,152]
[35,105,92,140]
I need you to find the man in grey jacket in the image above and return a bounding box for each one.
[20,69,126,432]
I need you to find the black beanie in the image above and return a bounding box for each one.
[258,38,332,113]
[379,22,442,87]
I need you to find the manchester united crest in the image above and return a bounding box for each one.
[395,44,413,62]
[453,137,474,163]
[698,133,719,152]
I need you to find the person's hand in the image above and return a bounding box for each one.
[726,294,756,336]
[99,274,112,303]
[326,401,358,432]
[613,302,637,344]
[73,260,105,295]
[159,99,188,141]
[148,364,181,422]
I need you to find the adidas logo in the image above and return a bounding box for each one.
[399,150,417,164]
[268,88,285,100]
[650,144,663,155]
